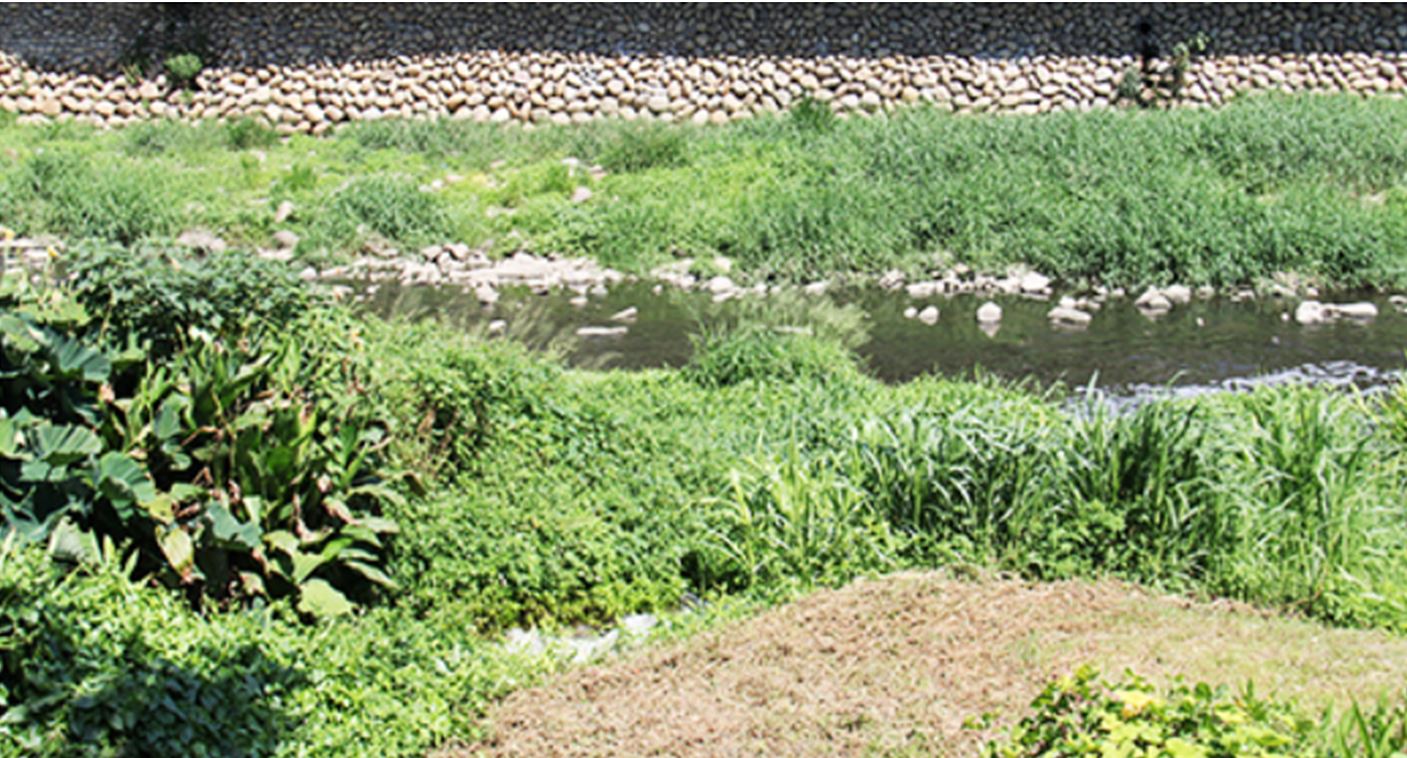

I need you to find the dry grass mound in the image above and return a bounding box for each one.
[452,572,1407,757]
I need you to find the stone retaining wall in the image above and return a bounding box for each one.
[2,3,1406,132]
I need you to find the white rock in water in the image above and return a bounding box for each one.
[802,280,829,296]
[487,319,507,334]
[903,306,918,319]
[706,275,735,294]
[474,284,500,305]
[1019,271,1051,293]
[1294,300,1325,324]
[576,326,628,337]
[976,301,1003,323]
[1047,305,1093,326]
[1325,302,1378,319]
[917,305,940,324]
[877,270,906,290]
[1163,284,1192,304]
[1136,288,1172,311]
[906,281,939,298]
[610,306,639,322]
[569,295,589,307]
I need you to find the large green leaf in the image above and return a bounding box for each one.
[207,500,261,551]
[296,578,352,618]
[50,337,110,383]
[93,452,157,519]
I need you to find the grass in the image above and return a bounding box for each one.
[3,93,1407,285]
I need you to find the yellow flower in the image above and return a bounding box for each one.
[0,226,14,242]
[46,245,58,259]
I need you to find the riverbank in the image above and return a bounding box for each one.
[6,246,1407,754]
[3,93,1407,290]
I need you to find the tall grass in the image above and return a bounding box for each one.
[3,94,1407,285]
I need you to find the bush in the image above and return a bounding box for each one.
[62,244,309,355]
[984,667,1316,757]
[163,53,203,88]
[0,544,539,756]
[685,325,861,388]
[1,272,398,617]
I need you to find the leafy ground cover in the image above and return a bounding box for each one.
[3,93,1407,286]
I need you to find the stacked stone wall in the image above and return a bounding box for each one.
[1,3,1405,132]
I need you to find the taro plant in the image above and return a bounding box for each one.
[2,270,399,618]
[104,328,401,616]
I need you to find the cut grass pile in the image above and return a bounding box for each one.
[465,572,1407,756]
[3,93,1407,285]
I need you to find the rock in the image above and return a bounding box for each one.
[176,229,227,253]
[1294,300,1325,324]
[976,301,1003,323]
[1047,305,1093,326]
[569,295,589,307]
[570,186,593,203]
[474,284,500,305]
[877,270,906,290]
[906,281,939,298]
[298,266,319,282]
[486,319,507,334]
[917,305,940,324]
[712,256,734,274]
[706,275,736,294]
[802,280,829,296]
[1325,302,1378,320]
[272,230,300,250]
[609,306,638,322]
[576,326,628,337]
[1019,271,1051,293]
[903,306,918,319]
[274,200,296,223]
[1163,284,1192,305]
[1135,288,1172,311]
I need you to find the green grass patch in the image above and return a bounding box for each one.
[4,94,1407,285]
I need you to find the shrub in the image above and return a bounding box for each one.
[685,325,860,388]
[62,244,309,355]
[1,273,397,617]
[984,667,1317,757]
[163,53,203,88]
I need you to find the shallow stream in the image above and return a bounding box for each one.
[354,283,1407,398]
